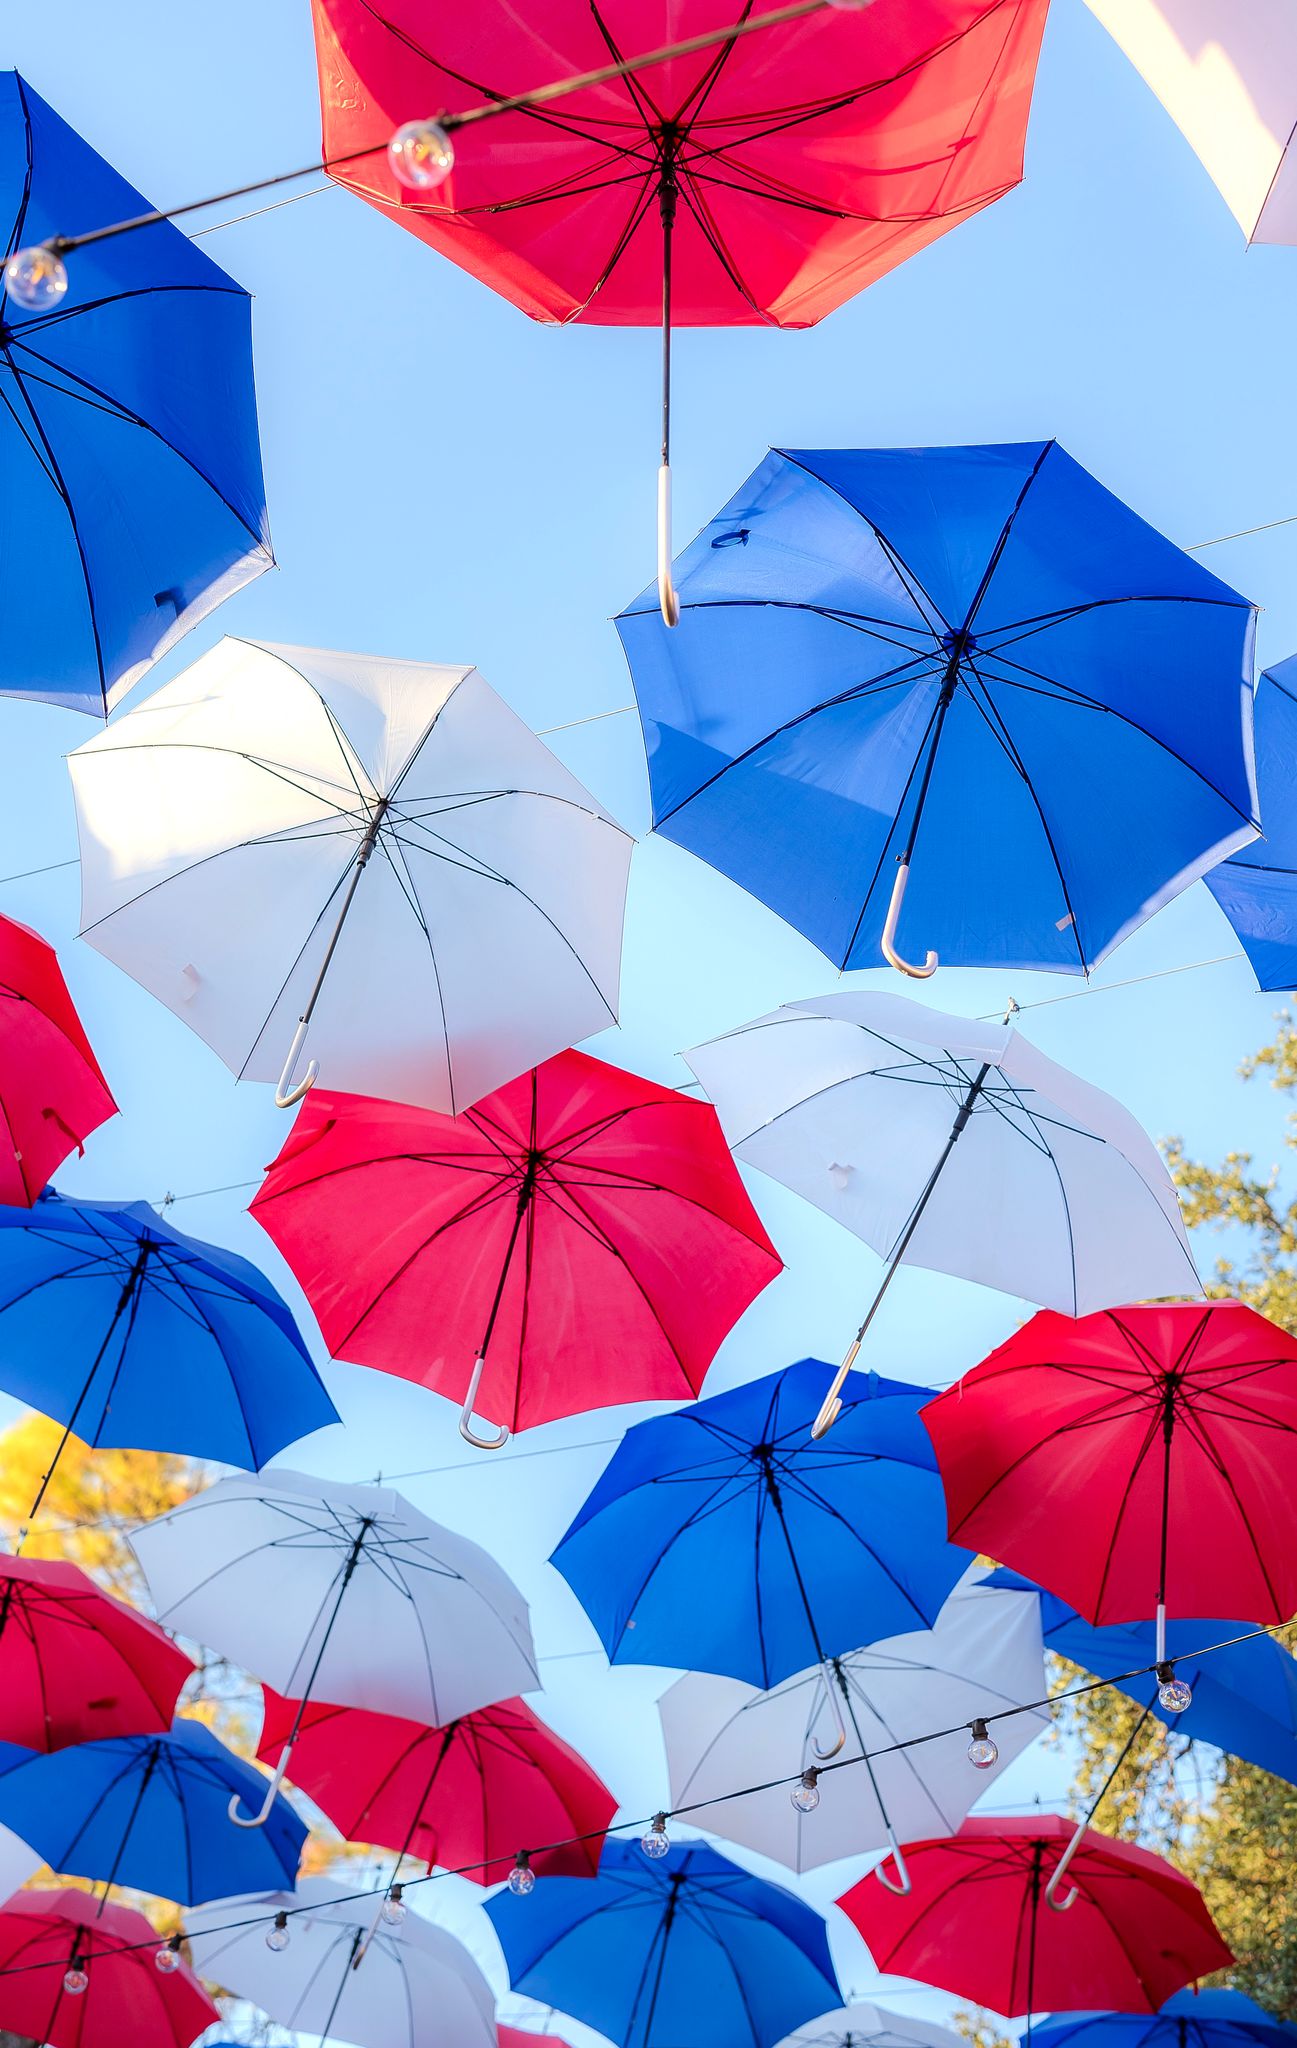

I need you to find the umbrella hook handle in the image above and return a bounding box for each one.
[275,1017,319,1110]
[657,463,680,628]
[1045,1819,1083,1912]
[873,1829,913,1896]
[881,860,938,979]
[459,1352,510,1451]
[811,1659,848,1759]
[228,1741,293,1829]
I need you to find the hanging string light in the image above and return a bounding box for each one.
[508,1851,536,1896]
[641,1812,671,1858]
[1156,1662,1194,1712]
[62,1963,89,1996]
[967,1719,1000,1769]
[380,1884,407,1928]
[264,1911,290,1953]
[153,1935,183,1974]
[790,1768,822,1813]
[387,121,455,192]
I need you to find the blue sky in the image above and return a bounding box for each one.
[6,0,1297,2032]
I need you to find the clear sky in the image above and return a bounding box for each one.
[5,0,1297,2035]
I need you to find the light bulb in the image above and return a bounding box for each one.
[790,1768,821,1814]
[4,243,68,311]
[967,1718,999,1770]
[642,1813,670,1858]
[508,1852,535,1896]
[1156,1662,1193,1713]
[381,1885,407,1927]
[265,1912,291,1953]
[62,1967,89,1996]
[388,120,455,191]
[154,1939,182,1974]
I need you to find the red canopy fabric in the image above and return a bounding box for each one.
[501,2031,574,2048]
[311,0,1048,326]
[259,1690,616,1880]
[838,1817,1232,2014]
[251,1052,782,1434]
[0,1555,195,1752]
[923,1302,1297,1626]
[0,915,116,1206]
[0,1889,216,2048]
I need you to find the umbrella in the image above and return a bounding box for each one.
[0,1720,306,1904]
[186,1878,497,2048]
[250,1055,781,1448]
[551,1360,973,1717]
[1081,3,1297,245]
[69,637,632,1114]
[0,1190,338,1542]
[0,73,271,716]
[617,440,1258,968]
[660,1569,1048,1882]
[486,1838,841,2048]
[685,993,1199,1438]
[0,915,116,1205]
[501,2031,575,2048]
[256,1687,616,1880]
[0,1888,217,2048]
[838,1817,1232,2019]
[1032,1992,1297,2048]
[311,2,1048,624]
[923,1302,1297,1665]
[0,1554,194,1750]
[130,1468,538,1827]
[1205,655,1297,988]
[776,2004,967,2048]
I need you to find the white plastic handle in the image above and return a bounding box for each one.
[275,1017,318,1110]
[229,1742,293,1829]
[657,463,680,628]
[881,861,938,979]
[459,1353,510,1451]
[811,1660,848,1760]
[874,1831,913,1896]
[1045,1820,1083,1912]
[810,1339,861,1441]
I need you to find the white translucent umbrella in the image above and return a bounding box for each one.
[186,1879,496,2048]
[69,638,632,1113]
[1084,1,1297,243]
[660,1573,1048,1882]
[685,992,1200,1436]
[776,2004,966,2048]
[130,1469,537,1826]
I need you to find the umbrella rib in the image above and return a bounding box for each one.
[773,450,949,630]
[3,77,37,271]
[2,354,109,703]
[0,369,61,489]
[327,1174,524,1355]
[539,1178,694,1377]
[12,279,247,340]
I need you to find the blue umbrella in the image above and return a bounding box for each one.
[986,1568,1297,1785]
[0,1719,305,1902]
[551,1361,971,1716]
[486,1838,840,2048]
[1206,654,1297,989]
[1033,1991,1297,2048]
[0,1189,338,1535]
[616,442,1258,978]
[0,71,272,714]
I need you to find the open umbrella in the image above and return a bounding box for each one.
[0,915,116,1205]
[0,73,271,715]
[0,1888,217,2048]
[686,993,1199,1438]
[776,2005,967,2048]
[130,1469,538,1827]
[618,440,1258,968]
[486,1839,841,2048]
[69,637,632,1114]
[0,1554,194,1751]
[1205,655,1297,989]
[250,1055,780,1448]
[1033,1992,1297,2048]
[311,2,1048,624]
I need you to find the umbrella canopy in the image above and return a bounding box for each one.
[250,1056,781,1448]
[0,73,271,715]
[776,2005,967,2048]
[0,915,116,1205]
[256,1688,616,1879]
[186,1878,497,2048]
[1082,2,1297,244]
[69,637,632,1114]
[1206,655,1297,988]
[551,1360,972,1690]
[923,1302,1297,1644]
[618,441,1258,971]
[0,1888,217,2048]
[0,1720,306,1904]
[838,1817,1232,2015]
[660,1571,1047,1874]
[0,1554,195,1751]
[486,1838,841,2048]
[1033,1993,1297,2048]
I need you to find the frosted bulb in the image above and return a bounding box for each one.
[265,1913,290,1953]
[642,1813,670,1858]
[967,1718,999,1770]
[4,244,68,311]
[508,1853,535,1896]
[1156,1663,1193,1713]
[388,120,454,191]
[790,1768,821,1814]
[154,1941,182,1974]
[381,1886,407,1927]
[63,1968,89,1996]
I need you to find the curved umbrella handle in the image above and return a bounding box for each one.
[811,1660,848,1760]
[275,1018,319,1110]
[881,861,938,979]
[657,464,680,628]
[228,1742,293,1830]
[810,1339,860,1441]
[874,1830,912,1896]
[459,1354,510,1451]
[1045,1819,1083,1912]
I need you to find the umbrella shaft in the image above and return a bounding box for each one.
[900,662,959,863]
[660,154,678,467]
[296,799,390,1036]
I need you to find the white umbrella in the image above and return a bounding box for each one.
[130,1469,537,1826]
[685,992,1200,1435]
[186,1878,496,2048]
[69,638,632,1113]
[777,2004,965,2048]
[660,1573,1048,1881]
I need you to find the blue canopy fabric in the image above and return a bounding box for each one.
[1033,1990,1297,2048]
[486,1838,840,2048]
[0,1189,338,1468]
[616,442,1259,975]
[0,1719,305,1902]
[551,1360,972,1686]
[1206,654,1297,989]
[0,71,272,714]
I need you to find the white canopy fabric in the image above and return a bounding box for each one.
[775,2005,966,2048]
[186,1879,496,2048]
[69,638,633,1113]
[1084,0,1297,242]
[684,992,1200,1316]
[660,1573,1048,1873]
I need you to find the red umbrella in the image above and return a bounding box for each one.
[251,1051,781,1447]
[922,1302,1297,1666]
[838,1817,1231,2017]
[0,1556,195,1751]
[310,0,1048,618]
[0,915,116,1206]
[258,1689,616,1880]
[501,2031,574,2048]
[0,1889,216,2048]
